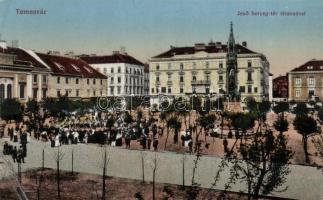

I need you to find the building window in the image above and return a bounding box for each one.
[239,86,245,93]
[87,79,90,85]
[33,74,38,83]
[219,62,223,69]
[57,90,60,97]
[42,89,47,99]
[254,87,258,93]
[118,67,121,73]
[180,76,184,83]
[308,89,315,97]
[206,61,209,68]
[93,90,96,96]
[180,63,184,71]
[168,87,171,93]
[118,77,121,83]
[93,79,96,84]
[192,62,196,69]
[247,72,252,81]
[151,88,154,93]
[65,77,69,84]
[19,84,25,99]
[76,78,79,84]
[248,60,252,68]
[57,77,60,84]
[295,78,301,86]
[180,87,184,94]
[156,76,160,82]
[65,90,68,97]
[248,85,252,93]
[219,75,223,82]
[168,63,171,70]
[117,86,121,94]
[100,79,103,85]
[76,90,79,97]
[206,75,210,81]
[110,86,114,95]
[42,75,47,83]
[156,64,160,71]
[192,86,196,94]
[33,88,38,99]
[0,84,4,100]
[168,74,172,80]
[308,77,315,87]
[161,87,166,93]
[295,89,301,97]
[111,68,114,73]
[104,68,107,74]
[192,76,196,81]
[110,77,114,84]
[7,84,12,98]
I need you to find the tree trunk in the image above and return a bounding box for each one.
[57,158,60,199]
[141,155,145,183]
[42,149,44,171]
[303,136,310,164]
[102,149,107,200]
[174,129,178,144]
[71,149,74,175]
[164,127,169,149]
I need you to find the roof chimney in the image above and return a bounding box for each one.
[242,41,247,47]
[215,42,222,49]
[112,51,120,55]
[194,43,206,50]
[11,40,19,48]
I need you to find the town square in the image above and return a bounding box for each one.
[0,0,323,199]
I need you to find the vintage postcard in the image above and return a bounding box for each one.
[0,0,322,200]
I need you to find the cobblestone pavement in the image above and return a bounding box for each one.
[0,138,322,200]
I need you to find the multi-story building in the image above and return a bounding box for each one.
[0,42,51,102]
[36,52,107,98]
[149,23,270,104]
[0,41,107,101]
[273,75,288,100]
[288,59,323,102]
[80,52,146,96]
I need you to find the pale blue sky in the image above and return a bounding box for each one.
[0,0,323,76]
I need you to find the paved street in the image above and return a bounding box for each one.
[0,138,322,200]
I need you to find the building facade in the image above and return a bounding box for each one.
[80,52,146,96]
[0,42,51,102]
[288,59,323,102]
[273,75,288,100]
[149,23,270,103]
[0,41,107,101]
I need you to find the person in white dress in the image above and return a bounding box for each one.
[55,134,60,147]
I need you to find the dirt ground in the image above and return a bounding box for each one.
[0,168,285,200]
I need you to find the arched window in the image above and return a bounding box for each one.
[7,84,12,99]
[0,84,4,100]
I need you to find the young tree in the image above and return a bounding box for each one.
[150,154,159,200]
[273,102,289,119]
[140,151,146,183]
[293,115,321,163]
[223,130,293,199]
[26,98,39,117]
[273,115,289,136]
[0,98,23,122]
[293,102,309,116]
[166,115,181,145]
[53,147,65,200]
[101,146,109,200]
